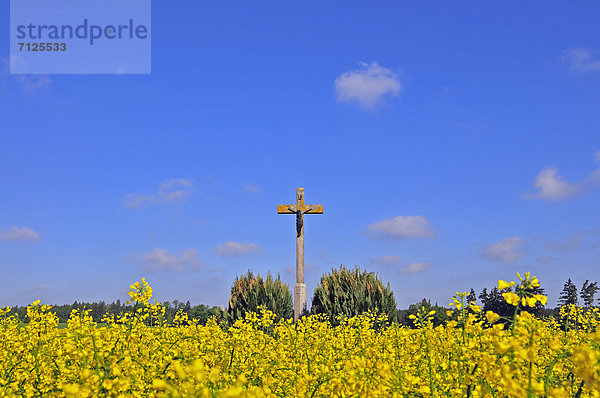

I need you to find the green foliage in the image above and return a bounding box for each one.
[580,280,599,308]
[227,270,293,324]
[558,278,578,307]
[188,304,227,325]
[479,287,515,322]
[310,265,397,326]
[406,299,450,328]
[466,288,477,305]
[479,284,546,325]
[8,299,227,326]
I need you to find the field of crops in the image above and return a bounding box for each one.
[1,274,599,397]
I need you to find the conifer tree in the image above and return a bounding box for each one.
[466,288,477,304]
[558,278,578,307]
[580,280,599,308]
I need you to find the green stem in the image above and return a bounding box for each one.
[423,328,435,397]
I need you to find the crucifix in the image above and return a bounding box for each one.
[278,187,323,321]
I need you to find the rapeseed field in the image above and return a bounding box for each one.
[0,273,599,397]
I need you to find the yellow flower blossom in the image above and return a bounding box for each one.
[534,294,548,305]
[486,311,500,324]
[502,292,520,305]
[497,280,515,290]
[0,273,597,397]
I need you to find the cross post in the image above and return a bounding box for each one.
[278,187,323,322]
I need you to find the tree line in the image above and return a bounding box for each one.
[7,299,226,325]
[399,278,599,327]
[6,273,599,328]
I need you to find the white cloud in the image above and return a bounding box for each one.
[401,262,430,274]
[562,47,600,73]
[0,226,41,242]
[524,152,600,201]
[124,178,193,209]
[524,168,581,201]
[334,62,401,109]
[365,216,435,241]
[141,248,203,271]
[483,237,525,265]
[213,241,262,257]
[370,255,403,266]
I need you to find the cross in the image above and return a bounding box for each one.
[278,187,323,322]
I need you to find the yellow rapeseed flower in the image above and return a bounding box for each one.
[486,311,500,324]
[502,292,520,305]
[0,272,597,397]
[534,294,548,305]
[497,280,514,290]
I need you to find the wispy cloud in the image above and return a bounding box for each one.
[369,255,403,266]
[17,75,52,92]
[334,62,401,109]
[0,226,41,242]
[318,250,335,264]
[242,183,260,194]
[140,248,203,272]
[9,55,24,71]
[524,152,600,201]
[27,284,48,292]
[124,178,193,209]
[1,57,52,93]
[562,47,600,73]
[116,64,128,74]
[482,237,525,265]
[543,235,582,252]
[213,241,262,257]
[592,151,600,183]
[401,262,430,274]
[285,262,318,277]
[532,228,599,253]
[364,216,435,241]
[536,256,557,265]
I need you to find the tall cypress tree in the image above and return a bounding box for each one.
[228,270,293,324]
[311,265,397,326]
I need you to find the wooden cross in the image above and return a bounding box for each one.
[278,187,323,321]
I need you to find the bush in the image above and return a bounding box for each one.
[310,265,397,326]
[406,299,450,328]
[227,270,293,324]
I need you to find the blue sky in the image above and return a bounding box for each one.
[1,2,599,309]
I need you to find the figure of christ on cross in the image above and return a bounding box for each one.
[278,188,323,322]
